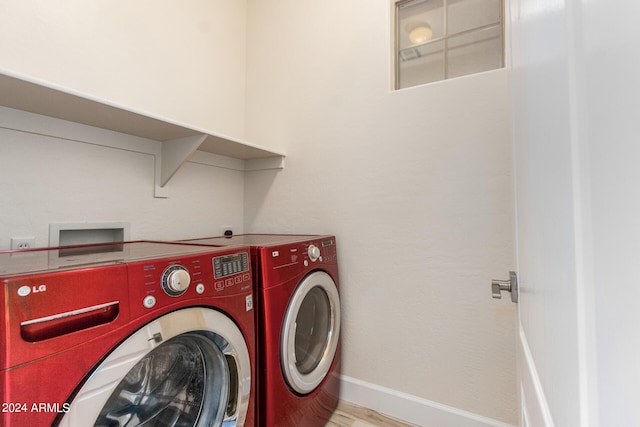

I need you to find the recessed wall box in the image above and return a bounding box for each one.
[49,222,131,248]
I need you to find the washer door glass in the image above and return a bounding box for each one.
[95,333,228,427]
[281,271,340,395]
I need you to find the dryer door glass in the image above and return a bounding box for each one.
[295,286,331,374]
[94,333,229,427]
[281,271,341,395]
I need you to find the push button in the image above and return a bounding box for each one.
[143,295,156,309]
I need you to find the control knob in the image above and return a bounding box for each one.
[162,265,191,296]
[307,244,321,262]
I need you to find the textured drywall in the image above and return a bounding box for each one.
[244,1,517,423]
[0,112,244,249]
[0,0,247,138]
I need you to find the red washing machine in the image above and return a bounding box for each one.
[182,235,341,427]
[0,241,256,427]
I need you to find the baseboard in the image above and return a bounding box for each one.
[339,374,515,427]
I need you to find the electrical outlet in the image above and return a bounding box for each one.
[220,226,234,237]
[11,237,35,250]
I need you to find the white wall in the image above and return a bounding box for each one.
[0,108,245,249]
[0,0,247,138]
[0,1,518,425]
[0,1,249,249]
[244,1,517,424]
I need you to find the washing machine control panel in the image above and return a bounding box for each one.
[161,265,191,296]
[128,250,252,317]
[213,252,249,278]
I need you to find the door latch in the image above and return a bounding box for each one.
[491,271,518,303]
[149,332,163,343]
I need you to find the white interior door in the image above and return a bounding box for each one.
[509,0,640,425]
[509,0,583,425]
[508,0,592,426]
[510,89,585,427]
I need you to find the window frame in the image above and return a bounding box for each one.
[393,0,505,89]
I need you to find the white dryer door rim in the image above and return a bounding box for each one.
[281,270,341,395]
[59,307,251,427]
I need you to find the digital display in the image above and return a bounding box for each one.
[322,239,334,247]
[213,252,249,278]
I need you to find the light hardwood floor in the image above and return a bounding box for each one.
[325,401,419,427]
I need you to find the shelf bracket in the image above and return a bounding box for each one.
[154,134,207,198]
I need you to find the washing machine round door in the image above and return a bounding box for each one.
[96,333,228,426]
[59,308,251,427]
[281,270,340,395]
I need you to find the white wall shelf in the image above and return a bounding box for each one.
[0,69,285,197]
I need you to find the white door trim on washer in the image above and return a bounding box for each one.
[59,307,251,427]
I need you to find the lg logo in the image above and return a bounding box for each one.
[17,284,47,296]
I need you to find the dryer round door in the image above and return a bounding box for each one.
[59,307,251,427]
[281,270,341,395]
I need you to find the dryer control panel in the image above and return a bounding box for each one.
[304,238,337,265]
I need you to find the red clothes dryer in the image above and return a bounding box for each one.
[183,235,341,427]
[0,241,256,427]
